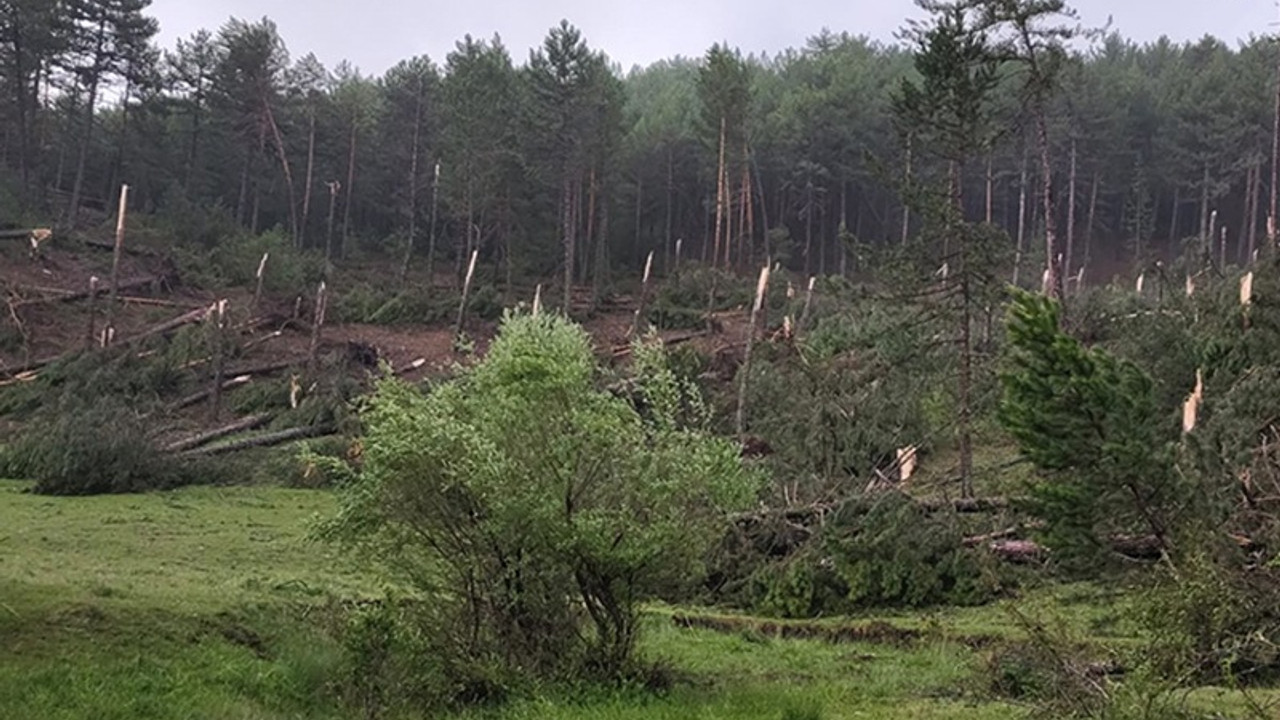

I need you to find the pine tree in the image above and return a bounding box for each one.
[999,289,1179,565]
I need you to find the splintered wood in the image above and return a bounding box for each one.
[1182,368,1204,435]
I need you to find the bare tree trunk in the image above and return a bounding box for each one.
[399,91,424,284]
[210,301,228,420]
[263,101,300,248]
[804,184,815,278]
[456,249,478,338]
[746,161,757,267]
[664,147,674,273]
[308,282,327,374]
[736,266,769,438]
[594,188,609,304]
[1201,161,1211,245]
[722,157,734,269]
[67,73,101,226]
[300,112,316,249]
[237,147,251,226]
[585,167,598,290]
[634,173,643,269]
[325,181,339,263]
[1249,158,1261,262]
[103,185,129,345]
[342,117,358,258]
[713,117,727,268]
[901,137,912,246]
[985,152,994,224]
[67,21,107,225]
[562,174,575,311]
[738,161,750,271]
[1083,172,1098,282]
[426,162,440,287]
[1034,108,1062,299]
[1168,185,1180,252]
[1065,139,1078,290]
[1271,51,1280,234]
[1241,161,1255,265]
[1013,146,1028,286]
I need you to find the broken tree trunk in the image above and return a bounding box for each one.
[209,300,229,420]
[454,249,478,340]
[173,374,251,410]
[630,251,655,337]
[104,184,129,344]
[308,281,327,373]
[735,266,770,438]
[162,413,274,453]
[85,276,99,349]
[252,253,269,310]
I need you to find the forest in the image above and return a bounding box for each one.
[4,0,1280,719]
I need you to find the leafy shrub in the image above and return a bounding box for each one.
[318,311,762,690]
[1138,552,1280,686]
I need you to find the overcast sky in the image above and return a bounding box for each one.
[149,0,1277,75]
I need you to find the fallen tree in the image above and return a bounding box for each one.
[9,276,169,307]
[178,424,335,457]
[161,413,274,453]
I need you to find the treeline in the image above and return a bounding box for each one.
[0,0,1276,289]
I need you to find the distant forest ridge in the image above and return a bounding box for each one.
[2,1,1276,284]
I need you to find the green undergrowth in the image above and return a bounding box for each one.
[2,480,1277,719]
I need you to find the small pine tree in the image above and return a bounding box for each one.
[998,289,1184,567]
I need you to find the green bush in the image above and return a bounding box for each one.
[0,397,221,495]
[319,311,762,690]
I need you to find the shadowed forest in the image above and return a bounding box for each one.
[4,1,1280,718]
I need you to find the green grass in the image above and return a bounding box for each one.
[2,479,1277,719]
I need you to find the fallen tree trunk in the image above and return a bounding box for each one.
[10,276,168,307]
[393,358,427,376]
[119,303,217,348]
[172,374,251,410]
[162,413,274,453]
[179,424,335,457]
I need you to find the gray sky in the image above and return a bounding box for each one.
[149,0,1276,75]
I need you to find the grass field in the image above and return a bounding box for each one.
[0,479,1272,719]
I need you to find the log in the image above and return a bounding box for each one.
[179,424,335,457]
[162,413,274,453]
[393,358,427,376]
[172,374,251,410]
[119,303,216,347]
[11,275,167,307]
